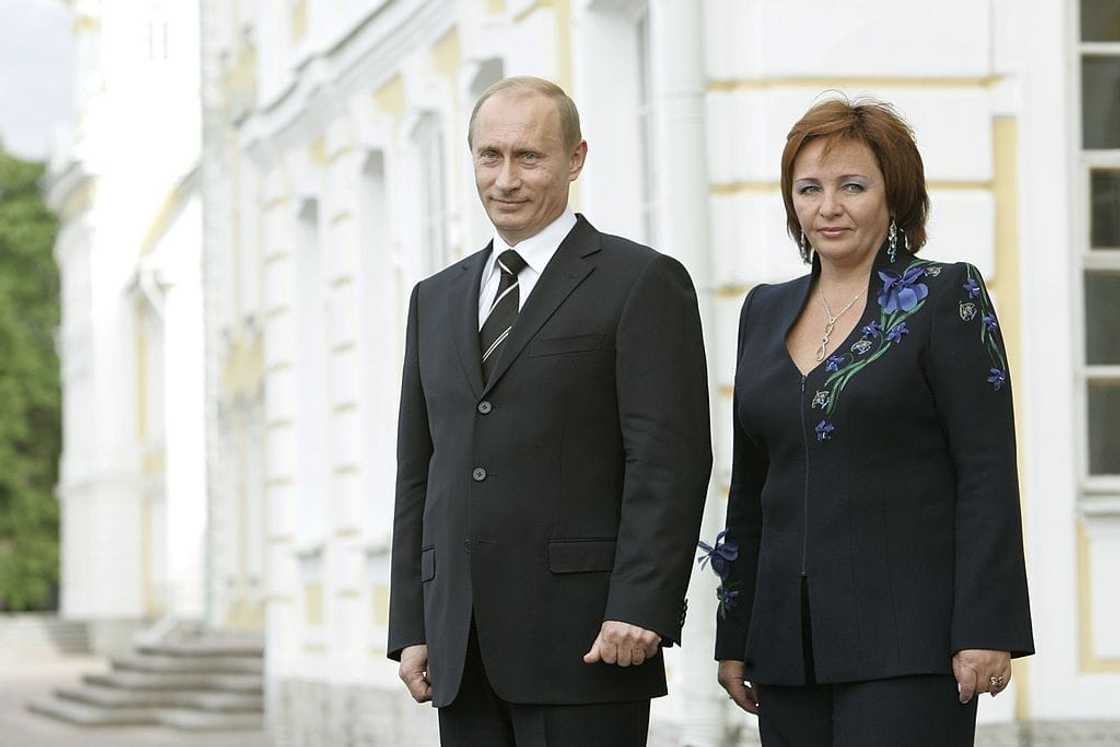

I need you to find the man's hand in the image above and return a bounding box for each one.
[952,649,1011,704]
[717,660,760,714]
[399,644,432,703]
[583,621,661,667]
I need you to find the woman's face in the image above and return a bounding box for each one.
[791,137,891,267]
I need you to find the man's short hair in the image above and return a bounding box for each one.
[468,76,583,151]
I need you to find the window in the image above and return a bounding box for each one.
[1077,0,1120,488]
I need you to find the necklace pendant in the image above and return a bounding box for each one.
[815,338,829,362]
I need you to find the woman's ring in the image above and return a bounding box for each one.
[989,674,1006,690]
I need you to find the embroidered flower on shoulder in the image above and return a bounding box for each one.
[886,322,909,343]
[851,339,873,355]
[962,277,981,299]
[812,390,830,409]
[815,420,835,441]
[825,354,844,373]
[860,320,881,339]
[959,302,977,321]
[878,266,929,313]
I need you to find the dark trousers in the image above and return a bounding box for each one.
[437,623,651,747]
[756,579,978,747]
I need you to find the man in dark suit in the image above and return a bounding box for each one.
[388,76,712,747]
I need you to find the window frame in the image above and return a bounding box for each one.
[1074,1,1120,496]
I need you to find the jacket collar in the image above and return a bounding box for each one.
[450,214,601,398]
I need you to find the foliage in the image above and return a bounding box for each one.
[0,146,61,610]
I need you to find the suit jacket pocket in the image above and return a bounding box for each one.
[420,546,436,582]
[547,539,617,574]
[527,333,603,358]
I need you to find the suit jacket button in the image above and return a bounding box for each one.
[472,467,487,482]
[477,401,493,414]
[463,539,471,552]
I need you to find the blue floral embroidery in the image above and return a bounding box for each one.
[988,368,1007,391]
[715,585,740,620]
[698,531,741,619]
[697,529,738,578]
[878,266,929,313]
[959,265,1009,391]
[813,258,941,442]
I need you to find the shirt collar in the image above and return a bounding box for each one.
[487,209,577,277]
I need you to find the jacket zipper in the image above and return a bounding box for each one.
[800,374,809,576]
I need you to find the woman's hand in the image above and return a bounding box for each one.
[718,659,760,714]
[952,649,1011,704]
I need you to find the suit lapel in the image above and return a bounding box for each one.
[450,245,490,399]
[481,216,600,397]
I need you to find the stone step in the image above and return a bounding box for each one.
[137,637,264,658]
[112,652,263,675]
[56,684,263,712]
[27,696,265,731]
[84,670,263,693]
[0,614,90,658]
[27,696,154,727]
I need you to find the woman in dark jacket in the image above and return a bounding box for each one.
[706,98,1034,746]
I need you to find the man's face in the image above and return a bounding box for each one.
[471,91,587,246]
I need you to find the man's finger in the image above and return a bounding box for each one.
[404,672,431,703]
[583,639,602,664]
[617,643,633,668]
[631,649,646,666]
[600,640,618,665]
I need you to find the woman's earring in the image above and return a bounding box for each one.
[887,219,898,264]
[801,231,813,264]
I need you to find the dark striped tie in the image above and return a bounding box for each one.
[480,249,528,384]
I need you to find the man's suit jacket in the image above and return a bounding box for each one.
[388,215,712,707]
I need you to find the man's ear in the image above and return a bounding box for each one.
[568,140,588,182]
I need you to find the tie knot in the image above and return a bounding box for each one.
[497,249,527,277]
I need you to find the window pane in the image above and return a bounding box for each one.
[1082,0,1120,42]
[1088,381,1120,475]
[1092,170,1120,248]
[1086,271,1120,364]
[1082,56,1120,149]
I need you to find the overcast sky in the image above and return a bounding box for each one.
[0,0,74,162]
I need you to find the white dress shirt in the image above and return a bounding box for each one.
[477,209,577,330]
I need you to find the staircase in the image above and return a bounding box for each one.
[0,614,90,660]
[27,627,265,731]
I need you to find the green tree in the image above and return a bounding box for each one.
[0,146,61,610]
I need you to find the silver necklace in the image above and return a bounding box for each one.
[815,290,863,362]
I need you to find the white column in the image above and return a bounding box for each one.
[648,1,726,745]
